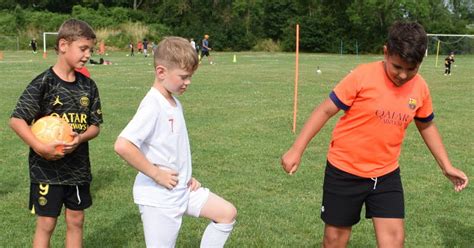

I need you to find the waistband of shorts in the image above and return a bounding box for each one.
[326,160,400,179]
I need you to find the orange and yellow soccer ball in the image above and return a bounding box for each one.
[31,116,73,152]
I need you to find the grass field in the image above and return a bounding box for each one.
[0,50,473,247]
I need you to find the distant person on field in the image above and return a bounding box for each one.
[143,38,149,57]
[281,21,468,248]
[129,41,135,56]
[200,34,213,64]
[444,53,455,75]
[114,36,236,247]
[9,19,103,248]
[137,40,143,54]
[90,57,112,65]
[190,38,197,54]
[30,38,38,54]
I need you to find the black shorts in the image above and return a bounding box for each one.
[321,161,404,227]
[201,50,210,57]
[29,183,92,217]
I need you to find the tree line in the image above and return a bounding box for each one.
[0,0,473,53]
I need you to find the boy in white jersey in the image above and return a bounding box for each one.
[114,36,237,248]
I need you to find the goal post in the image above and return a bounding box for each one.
[427,33,474,67]
[43,32,58,58]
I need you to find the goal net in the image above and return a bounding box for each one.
[426,33,474,66]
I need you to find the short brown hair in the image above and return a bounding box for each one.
[386,21,427,64]
[154,36,199,72]
[55,19,96,51]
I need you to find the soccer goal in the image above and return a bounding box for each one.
[42,32,58,58]
[426,33,474,67]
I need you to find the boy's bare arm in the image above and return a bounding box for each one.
[415,120,468,191]
[64,125,100,154]
[114,137,179,189]
[281,98,340,174]
[78,124,100,142]
[9,117,62,160]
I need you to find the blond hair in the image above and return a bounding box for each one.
[154,36,199,72]
[55,19,96,51]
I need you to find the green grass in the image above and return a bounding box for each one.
[0,50,473,247]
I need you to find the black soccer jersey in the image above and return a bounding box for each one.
[11,67,103,185]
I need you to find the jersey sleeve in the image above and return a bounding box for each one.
[330,69,361,111]
[119,100,159,149]
[11,75,46,124]
[88,79,103,126]
[414,85,434,122]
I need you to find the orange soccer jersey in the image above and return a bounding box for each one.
[327,61,434,178]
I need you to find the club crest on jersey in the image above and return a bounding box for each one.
[38,196,47,206]
[80,96,90,107]
[408,98,417,110]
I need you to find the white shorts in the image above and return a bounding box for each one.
[138,187,210,248]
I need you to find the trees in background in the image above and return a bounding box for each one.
[0,0,472,52]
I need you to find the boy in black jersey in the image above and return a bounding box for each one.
[9,19,103,247]
[444,53,455,75]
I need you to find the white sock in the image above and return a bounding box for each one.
[200,221,235,248]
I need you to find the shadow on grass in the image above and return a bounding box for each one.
[437,218,474,247]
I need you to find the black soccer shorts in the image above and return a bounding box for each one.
[321,161,404,227]
[29,183,92,217]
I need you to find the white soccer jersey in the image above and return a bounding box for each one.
[119,87,192,208]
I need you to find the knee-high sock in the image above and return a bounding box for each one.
[200,221,235,248]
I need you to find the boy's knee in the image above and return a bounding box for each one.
[322,225,351,248]
[66,211,84,229]
[377,230,404,248]
[219,203,237,224]
[37,221,56,234]
[226,204,237,222]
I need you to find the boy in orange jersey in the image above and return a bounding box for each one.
[281,21,468,248]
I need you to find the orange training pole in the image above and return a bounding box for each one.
[292,24,300,133]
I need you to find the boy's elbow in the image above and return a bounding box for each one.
[8,118,15,129]
[114,137,129,156]
[9,117,22,131]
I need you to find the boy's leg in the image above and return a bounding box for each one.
[372,218,404,248]
[186,188,237,247]
[199,192,237,247]
[365,168,405,248]
[139,204,184,247]
[65,209,84,248]
[63,184,92,248]
[33,216,57,248]
[30,183,62,248]
[322,224,352,248]
[199,192,236,223]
